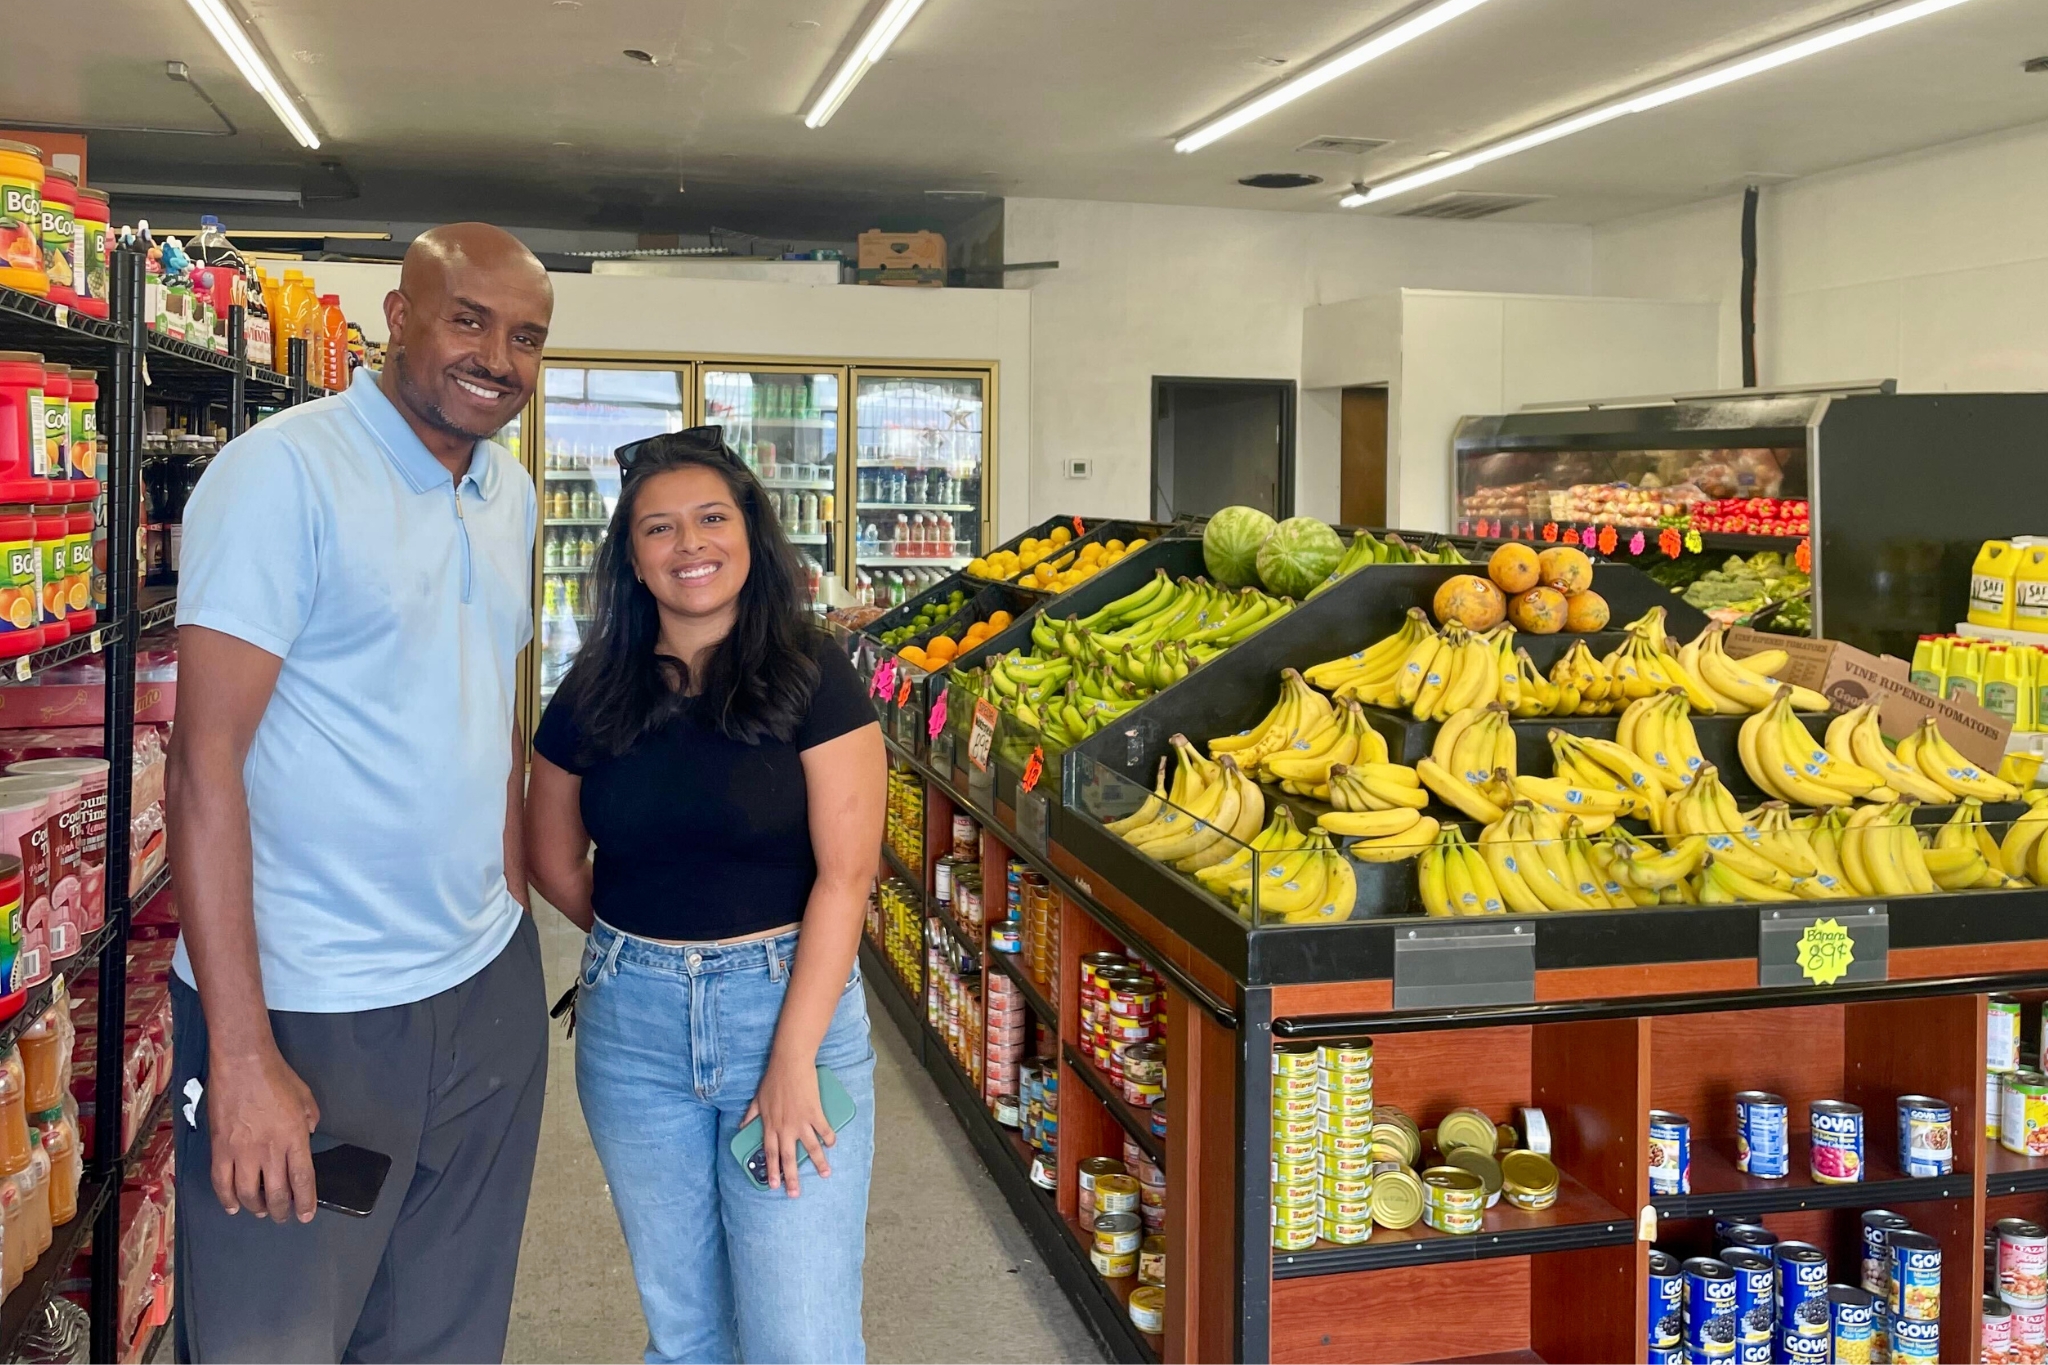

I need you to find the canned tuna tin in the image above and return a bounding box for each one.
[1990,994,2023,1073]
[1128,1284,1165,1335]
[1271,1202,1318,1230]
[1273,1070,1319,1100]
[1734,1091,1789,1178]
[1500,1150,1559,1211]
[1421,1166,1485,1235]
[1776,1242,1831,1338]
[1318,1040,1373,1072]
[1323,1152,1374,1179]
[1829,1285,1877,1364]
[1649,1249,1683,1349]
[1094,1213,1142,1255]
[1437,1107,1496,1154]
[1095,1173,1141,1216]
[1318,1174,1372,1202]
[1318,1089,1375,1117]
[1999,1217,2048,1307]
[1445,1148,1503,1208]
[1895,1096,1953,1177]
[1320,1131,1373,1160]
[1272,1041,1319,1075]
[1090,1245,1136,1278]
[1319,1218,1371,1245]
[1274,1137,1317,1165]
[1272,1222,1315,1252]
[1369,1164,1423,1230]
[1319,1109,1375,1137]
[1887,1230,1941,1323]
[1888,1316,1940,1363]
[1810,1100,1866,1183]
[1984,1296,2013,1365]
[1716,1248,1775,1345]
[1683,1257,1738,1360]
[1278,1093,1319,1121]
[1272,1112,1318,1142]
[2004,1068,2048,1157]
[1317,1066,1374,1095]
[1862,1210,1911,1297]
[1650,1110,1691,1195]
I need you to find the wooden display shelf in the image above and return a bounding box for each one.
[1273,1168,1633,1276]
[1651,1132,1972,1218]
[1061,1210,1165,1361]
[880,841,922,896]
[1065,1043,1166,1170]
[1984,1141,2048,1196]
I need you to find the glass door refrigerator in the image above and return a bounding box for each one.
[848,368,991,610]
[699,365,843,616]
[526,362,690,730]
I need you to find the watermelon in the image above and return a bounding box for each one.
[1255,517,1343,599]
[1202,506,1276,588]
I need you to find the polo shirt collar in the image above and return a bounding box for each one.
[344,367,500,500]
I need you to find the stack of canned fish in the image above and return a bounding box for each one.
[1650,1089,1952,1196]
[1018,1056,1058,1190]
[923,930,983,1088]
[1984,1216,2047,1364]
[1270,1040,1375,1249]
[984,971,1027,1109]
[1079,951,1164,1111]
[1122,1133,1167,1239]
[1077,1150,1168,1334]
[885,764,923,867]
[1014,862,1057,989]
[1989,994,2048,1158]
[1650,1211,1941,1364]
[868,878,921,990]
[933,847,983,959]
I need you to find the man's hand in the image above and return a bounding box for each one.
[208,1048,321,1222]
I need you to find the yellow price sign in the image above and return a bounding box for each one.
[1795,917,1855,986]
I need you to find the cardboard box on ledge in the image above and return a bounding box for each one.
[1727,627,2009,771]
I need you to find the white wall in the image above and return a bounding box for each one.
[1592,117,2048,394]
[1001,198,1594,525]
[306,262,1032,538]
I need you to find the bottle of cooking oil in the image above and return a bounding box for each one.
[1910,636,1944,696]
[1970,540,2021,630]
[1984,646,2021,726]
[1946,639,1986,707]
[2014,544,2048,635]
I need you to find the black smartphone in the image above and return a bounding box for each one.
[310,1141,393,1218]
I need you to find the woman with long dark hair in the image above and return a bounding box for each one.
[525,427,883,1364]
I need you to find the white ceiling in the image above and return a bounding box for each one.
[3,0,2045,233]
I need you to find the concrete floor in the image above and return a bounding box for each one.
[504,909,1106,1365]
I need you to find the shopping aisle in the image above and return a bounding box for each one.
[505,908,1105,1365]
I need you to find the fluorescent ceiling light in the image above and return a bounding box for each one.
[96,182,304,205]
[803,0,928,129]
[1175,0,1498,154]
[182,0,322,149]
[1344,0,1979,206]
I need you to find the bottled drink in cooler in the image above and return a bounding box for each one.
[799,493,817,534]
[861,522,881,556]
[544,533,561,569]
[579,533,595,567]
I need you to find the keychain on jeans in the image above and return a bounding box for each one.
[550,984,578,1036]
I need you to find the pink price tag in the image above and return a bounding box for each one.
[927,687,949,739]
[871,657,897,698]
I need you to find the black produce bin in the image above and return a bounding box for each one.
[1060,561,1725,924]
[862,569,979,643]
[878,583,1043,758]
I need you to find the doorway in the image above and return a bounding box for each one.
[1150,378,1294,521]
[1341,386,1389,527]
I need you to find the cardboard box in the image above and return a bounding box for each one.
[1727,626,2010,770]
[858,229,946,272]
[855,266,944,288]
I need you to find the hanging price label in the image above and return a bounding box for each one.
[13,658,28,682]
[896,674,912,706]
[927,686,949,739]
[53,306,68,330]
[1541,523,1559,543]
[89,630,101,652]
[870,657,897,699]
[968,698,999,772]
[1019,745,1045,793]
[1072,515,1086,538]
[1628,531,1646,557]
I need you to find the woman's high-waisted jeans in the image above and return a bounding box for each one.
[574,919,876,1364]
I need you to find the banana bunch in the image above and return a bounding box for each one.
[1816,704,1945,805]
[1302,609,1435,700]
[1316,808,1441,859]
[1666,764,1845,896]
[1196,804,1305,903]
[1416,705,1519,824]
[1601,828,1706,905]
[1740,687,1885,807]
[1473,803,1628,912]
[1617,687,1707,790]
[1604,608,1721,712]
[1925,798,2020,889]
[1109,735,1267,873]
[1681,625,1830,715]
[1478,769,1628,834]
[1310,531,1466,596]
[1548,729,1667,827]
[1549,640,1618,716]
[1832,801,1937,898]
[1998,798,2048,884]
[1259,699,1389,797]
[1327,761,1432,814]
[1245,830,1359,922]
[1896,716,2022,803]
[1418,823,1506,916]
[1508,647,1565,718]
[1209,669,1329,768]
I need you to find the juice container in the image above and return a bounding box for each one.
[29,509,66,644]
[318,294,348,392]
[260,268,286,369]
[37,366,65,490]
[2018,646,2041,733]
[2014,545,2048,635]
[281,272,321,376]
[1984,647,2021,726]
[0,142,46,297]
[0,1171,21,1292]
[30,1109,74,1225]
[62,509,92,631]
[71,189,109,319]
[36,170,75,311]
[22,1128,47,1256]
[66,368,97,497]
[0,1047,30,1177]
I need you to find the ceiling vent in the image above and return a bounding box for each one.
[1296,136,1390,155]
[1238,172,1323,190]
[1393,191,1553,220]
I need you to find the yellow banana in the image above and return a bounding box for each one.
[1332,816,1441,862]
[1255,832,1332,917]
[1913,718,2021,802]
[1615,833,1710,889]
[1417,836,1452,916]
[1417,757,1506,824]
[1699,855,1801,903]
[1840,704,1953,805]
[1105,756,1168,836]
[1478,817,1552,912]
[1316,808,1422,840]
[1925,844,1990,891]
[1287,849,1358,923]
[2001,801,2048,878]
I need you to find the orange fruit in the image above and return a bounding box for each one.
[1537,546,1594,595]
[1487,543,1541,595]
[1564,590,1609,632]
[926,636,958,662]
[987,610,1013,630]
[3,593,28,630]
[898,645,929,669]
[1431,574,1506,631]
[1508,587,1567,634]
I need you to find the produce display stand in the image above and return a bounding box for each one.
[0,258,327,1361]
[854,524,2048,1363]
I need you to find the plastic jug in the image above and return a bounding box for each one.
[259,268,285,369]
[1971,540,2022,630]
[1945,639,1985,707]
[318,294,348,392]
[1984,647,2021,726]
[2014,546,2048,635]
[278,270,320,373]
[1909,636,1942,697]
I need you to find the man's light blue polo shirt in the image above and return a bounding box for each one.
[172,367,536,1012]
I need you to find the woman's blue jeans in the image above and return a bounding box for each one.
[575,919,876,1364]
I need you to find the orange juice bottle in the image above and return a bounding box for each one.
[278,270,320,375]
[318,294,348,391]
[259,268,286,368]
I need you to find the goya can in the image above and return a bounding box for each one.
[1720,1248,1776,1345]
[1830,1285,1877,1365]
[1896,1096,1953,1177]
[1649,1248,1683,1350]
[1734,1090,1789,1178]
[1648,1350,1683,1365]
[1990,994,2023,1073]
[1810,1100,1865,1184]
[1887,1230,1941,1323]
[1650,1110,1691,1196]
[1779,1330,1830,1365]
[1718,1221,1779,1254]
[1985,1296,2013,1365]
[1999,1216,2048,1307]
[1683,1256,1738,1360]
[1862,1210,1911,1297]
[1776,1241,1832,1339]
[2003,1068,2048,1157]
[1888,1316,1940,1364]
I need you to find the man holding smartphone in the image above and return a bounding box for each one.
[166,223,552,1362]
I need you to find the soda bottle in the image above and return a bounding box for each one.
[544,531,561,570]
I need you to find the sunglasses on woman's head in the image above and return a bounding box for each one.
[614,426,746,473]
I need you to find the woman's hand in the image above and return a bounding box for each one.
[743,1048,834,1197]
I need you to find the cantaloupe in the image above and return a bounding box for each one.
[1508,587,1567,634]
[1433,574,1506,631]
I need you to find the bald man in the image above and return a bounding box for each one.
[165,224,555,1362]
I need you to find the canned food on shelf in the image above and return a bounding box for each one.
[2005,1069,2048,1157]
[1985,1295,2013,1365]
[1720,1249,1775,1346]
[1999,1216,2048,1307]
[1829,1285,1876,1364]
[1420,1165,1484,1235]
[1128,1284,1165,1335]
[1649,1249,1683,1351]
[1990,995,2023,1073]
[1368,1163,1423,1230]
[1650,1110,1691,1196]
[1138,1234,1166,1285]
[1094,1173,1140,1216]
[1775,1242,1830,1339]
[1500,1150,1559,1211]
[1809,1100,1865,1184]
[1090,1245,1135,1279]
[1319,1218,1371,1245]
[1886,1230,1941,1323]
[1734,1090,1790,1179]
[1444,1147,1502,1208]
[1862,1210,1911,1297]
[1436,1107,1496,1155]
[1318,1041,1372,1072]
[1093,1212,1141,1255]
[1682,1256,1737,1360]
[1895,1095,1952,1177]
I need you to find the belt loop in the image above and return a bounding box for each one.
[602,929,625,979]
[767,936,785,983]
